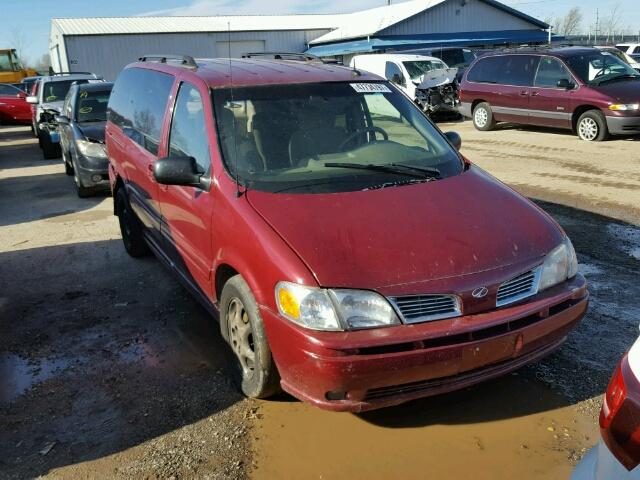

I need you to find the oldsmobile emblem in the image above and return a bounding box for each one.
[472,287,489,299]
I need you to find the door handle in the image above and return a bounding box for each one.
[531,91,540,97]
[520,91,529,96]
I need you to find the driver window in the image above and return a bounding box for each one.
[384,62,404,85]
[169,83,210,174]
[363,93,429,150]
[534,57,572,88]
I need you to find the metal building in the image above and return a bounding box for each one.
[49,15,337,80]
[49,0,550,80]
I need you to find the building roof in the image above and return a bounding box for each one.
[51,14,341,36]
[51,0,547,41]
[309,0,548,46]
[131,58,380,89]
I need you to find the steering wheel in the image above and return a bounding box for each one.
[594,66,612,78]
[339,127,389,151]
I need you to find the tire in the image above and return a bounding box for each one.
[220,275,281,399]
[115,188,149,257]
[577,110,609,142]
[71,155,93,198]
[62,149,74,176]
[473,102,496,131]
[40,131,61,159]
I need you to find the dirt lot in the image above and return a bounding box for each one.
[1,122,639,479]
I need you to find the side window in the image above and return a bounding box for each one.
[633,46,640,55]
[63,89,73,117]
[169,83,210,174]
[0,84,16,96]
[467,56,504,83]
[107,68,174,155]
[534,57,573,88]
[384,62,404,84]
[499,55,539,86]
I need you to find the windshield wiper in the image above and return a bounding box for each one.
[597,74,640,85]
[323,162,440,179]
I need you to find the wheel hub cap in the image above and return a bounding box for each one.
[475,108,488,127]
[579,118,598,141]
[227,298,255,379]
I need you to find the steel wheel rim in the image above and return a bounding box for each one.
[579,118,598,141]
[227,298,255,379]
[475,108,488,127]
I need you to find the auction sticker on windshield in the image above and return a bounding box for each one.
[350,83,392,93]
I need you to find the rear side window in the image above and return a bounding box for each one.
[108,67,174,156]
[0,84,18,96]
[634,46,640,55]
[501,55,538,86]
[467,56,504,83]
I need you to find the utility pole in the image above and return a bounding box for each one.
[595,9,599,45]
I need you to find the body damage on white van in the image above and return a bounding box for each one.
[350,54,460,116]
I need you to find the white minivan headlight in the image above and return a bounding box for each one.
[77,139,107,159]
[275,281,400,331]
[538,237,578,291]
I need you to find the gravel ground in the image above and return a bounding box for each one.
[1,121,639,479]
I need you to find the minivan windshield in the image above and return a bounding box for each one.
[565,51,640,85]
[212,82,463,194]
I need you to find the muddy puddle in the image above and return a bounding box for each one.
[252,374,598,479]
[0,354,72,404]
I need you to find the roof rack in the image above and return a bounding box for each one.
[241,52,325,63]
[47,71,98,77]
[138,54,198,69]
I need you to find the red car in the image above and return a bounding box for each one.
[0,83,31,125]
[459,47,640,141]
[107,55,588,411]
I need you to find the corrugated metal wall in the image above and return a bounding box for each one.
[65,29,331,80]
[380,0,535,36]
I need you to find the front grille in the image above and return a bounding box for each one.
[496,267,541,307]
[390,294,461,324]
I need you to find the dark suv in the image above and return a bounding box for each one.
[459,47,640,141]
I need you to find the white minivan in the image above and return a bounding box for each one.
[350,54,459,116]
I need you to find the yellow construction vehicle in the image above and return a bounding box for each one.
[0,49,38,83]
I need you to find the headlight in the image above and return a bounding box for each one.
[275,281,400,331]
[76,139,107,159]
[609,104,640,111]
[538,237,578,291]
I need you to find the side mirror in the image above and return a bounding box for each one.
[26,95,38,104]
[444,131,462,151]
[153,156,209,190]
[55,115,70,125]
[557,79,573,89]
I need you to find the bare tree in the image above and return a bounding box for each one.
[561,7,583,36]
[33,54,50,73]
[604,3,622,43]
[9,27,30,67]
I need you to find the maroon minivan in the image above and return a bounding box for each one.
[107,55,588,411]
[459,47,640,141]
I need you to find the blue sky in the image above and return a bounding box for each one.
[2,0,639,64]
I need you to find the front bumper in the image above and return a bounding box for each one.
[76,153,109,189]
[606,115,640,135]
[262,275,587,412]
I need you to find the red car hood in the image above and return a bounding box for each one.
[247,167,563,290]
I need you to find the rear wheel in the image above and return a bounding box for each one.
[115,188,149,257]
[221,275,280,399]
[577,110,608,141]
[473,102,496,131]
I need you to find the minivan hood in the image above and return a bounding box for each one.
[592,79,640,102]
[247,166,563,290]
[78,121,106,142]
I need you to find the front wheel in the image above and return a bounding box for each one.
[221,275,281,399]
[577,110,609,141]
[473,102,496,131]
